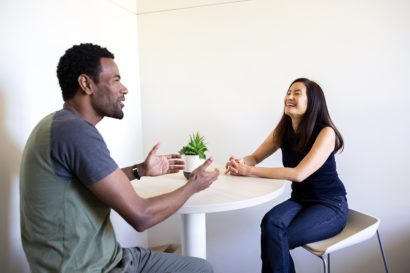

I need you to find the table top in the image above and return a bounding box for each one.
[131,163,286,214]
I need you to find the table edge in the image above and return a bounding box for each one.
[176,183,285,214]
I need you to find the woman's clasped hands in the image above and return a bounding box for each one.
[225,156,249,176]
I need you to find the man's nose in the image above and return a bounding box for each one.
[121,84,128,94]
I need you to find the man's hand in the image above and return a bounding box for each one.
[143,142,185,176]
[188,157,220,193]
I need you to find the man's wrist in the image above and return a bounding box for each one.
[132,163,146,179]
[137,163,146,177]
[184,177,198,195]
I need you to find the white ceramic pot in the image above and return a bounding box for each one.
[183,155,205,179]
[184,155,205,172]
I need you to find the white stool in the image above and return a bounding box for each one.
[303,209,390,273]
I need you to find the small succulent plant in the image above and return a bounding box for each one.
[178,132,208,159]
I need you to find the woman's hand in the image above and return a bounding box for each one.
[225,156,249,176]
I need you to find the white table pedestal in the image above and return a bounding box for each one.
[132,163,285,262]
[181,213,206,259]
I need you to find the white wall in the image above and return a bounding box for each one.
[2,0,410,272]
[0,0,144,272]
[137,0,410,272]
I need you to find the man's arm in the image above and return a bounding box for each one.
[89,157,219,232]
[121,164,145,181]
[121,142,185,181]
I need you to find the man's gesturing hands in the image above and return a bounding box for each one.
[144,142,185,176]
[187,157,219,193]
[142,142,219,192]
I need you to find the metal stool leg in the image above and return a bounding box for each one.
[319,255,329,273]
[376,230,390,273]
[328,253,330,273]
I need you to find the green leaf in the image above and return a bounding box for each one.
[178,132,208,159]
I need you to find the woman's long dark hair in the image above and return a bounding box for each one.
[274,78,344,153]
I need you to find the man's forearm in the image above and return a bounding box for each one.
[134,183,196,231]
[121,163,146,181]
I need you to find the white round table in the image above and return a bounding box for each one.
[131,164,285,259]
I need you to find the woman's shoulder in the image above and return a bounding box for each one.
[315,123,334,132]
[313,123,335,140]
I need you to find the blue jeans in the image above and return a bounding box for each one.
[260,196,348,273]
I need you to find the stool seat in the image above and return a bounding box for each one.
[302,209,389,273]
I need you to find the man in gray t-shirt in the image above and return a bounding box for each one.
[20,43,219,273]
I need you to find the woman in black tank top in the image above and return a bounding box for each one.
[225,78,348,273]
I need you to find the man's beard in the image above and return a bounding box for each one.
[98,104,124,120]
[109,107,124,119]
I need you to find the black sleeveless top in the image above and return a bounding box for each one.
[281,123,347,199]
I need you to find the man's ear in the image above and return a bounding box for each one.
[78,74,95,95]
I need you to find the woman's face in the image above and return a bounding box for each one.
[284,82,308,119]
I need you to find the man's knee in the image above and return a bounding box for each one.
[194,257,213,273]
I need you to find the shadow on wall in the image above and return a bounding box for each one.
[0,91,27,273]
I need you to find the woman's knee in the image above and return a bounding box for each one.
[262,200,302,228]
[260,210,284,232]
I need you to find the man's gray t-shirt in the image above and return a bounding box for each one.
[20,109,122,272]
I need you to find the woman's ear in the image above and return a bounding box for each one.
[77,74,94,95]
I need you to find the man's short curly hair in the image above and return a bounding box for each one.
[56,43,114,101]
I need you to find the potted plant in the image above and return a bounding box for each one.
[179,132,208,179]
